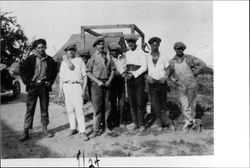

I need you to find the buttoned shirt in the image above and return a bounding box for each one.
[86,50,116,80]
[125,46,147,78]
[111,54,126,75]
[146,52,169,80]
[32,54,48,82]
[59,57,86,82]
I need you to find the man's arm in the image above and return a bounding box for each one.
[86,57,103,87]
[62,55,75,71]
[19,57,32,86]
[189,55,206,76]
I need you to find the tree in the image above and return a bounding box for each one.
[1,11,29,66]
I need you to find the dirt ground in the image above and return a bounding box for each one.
[1,79,214,159]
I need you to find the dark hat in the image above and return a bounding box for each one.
[64,44,77,52]
[148,37,161,44]
[108,42,121,50]
[93,36,105,47]
[125,34,138,41]
[77,48,90,56]
[174,42,186,50]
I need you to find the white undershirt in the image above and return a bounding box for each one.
[146,52,169,80]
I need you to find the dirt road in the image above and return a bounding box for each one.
[1,80,214,159]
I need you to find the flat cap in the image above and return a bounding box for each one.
[174,42,186,50]
[77,48,90,56]
[64,43,77,52]
[148,37,162,44]
[93,36,105,47]
[125,34,138,41]
[108,42,121,50]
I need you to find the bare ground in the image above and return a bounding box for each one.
[1,80,213,159]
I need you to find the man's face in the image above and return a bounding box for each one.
[174,48,184,56]
[36,43,46,56]
[109,49,119,58]
[82,56,90,64]
[150,42,160,53]
[96,41,105,52]
[127,40,136,50]
[66,48,76,58]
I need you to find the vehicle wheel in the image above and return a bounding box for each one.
[13,81,21,98]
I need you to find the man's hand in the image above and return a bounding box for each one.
[97,80,104,87]
[125,73,134,80]
[146,76,154,84]
[159,77,167,84]
[104,80,111,87]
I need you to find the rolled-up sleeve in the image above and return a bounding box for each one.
[131,51,147,78]
[86,57,94,73]
[81,60,87,77]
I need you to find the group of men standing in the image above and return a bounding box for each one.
[19,34,206,142]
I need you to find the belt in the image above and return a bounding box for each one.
[63,80,81,84]
[126,64,141,71]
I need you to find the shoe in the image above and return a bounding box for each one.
[192,119,202,132]
[169,123,176,131]
[42,126,53,138]
[139,126,146,132]
[157,126,163,132]
[68,129,78,137]
[19,132,29,142]
[182,121,193,133]
[79,133,89,141]
[89,131,100,139]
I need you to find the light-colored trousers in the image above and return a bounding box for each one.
[63,84,86,133]
[178,87,197,123]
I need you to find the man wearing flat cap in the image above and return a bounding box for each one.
[77,48,92,103]
[59,43,89,141]
[108,42,127,128]
[86,36,116,138]
[19,39,58,141]
[124,34,147,132]
[146,37,173,131]
[167,42,206,133]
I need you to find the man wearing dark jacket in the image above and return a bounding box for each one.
[19,39,58,141]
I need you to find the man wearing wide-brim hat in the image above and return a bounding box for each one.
[59,43,89,141]
[167,41,206,133]
[124,34,147,132]
[86,36,117,138]
[145,36,173,132]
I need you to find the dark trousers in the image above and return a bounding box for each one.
[91,82,110,132]
[110,76,125,127]
[24,85,50,129]
[149,83,169,126]
[127,75,145,127]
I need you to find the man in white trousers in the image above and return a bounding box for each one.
[59,44,89,141]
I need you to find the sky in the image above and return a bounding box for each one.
[1,1,213,65]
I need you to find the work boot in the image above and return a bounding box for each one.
[19,129,29,142]
[139,126,146,132]
[67,129,78,137]
[79,133,89,141]
[192,119,202,132]
[182,120,194,133]
[89,131,100,139]
[42,125,53,138]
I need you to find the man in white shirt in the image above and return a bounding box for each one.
[108,42,127,128]
[146,37,173,131]
[125,34,147,131]
[59,44,89,141]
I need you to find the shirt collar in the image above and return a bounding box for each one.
[173,54,187,63]
[34,52,48,60]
